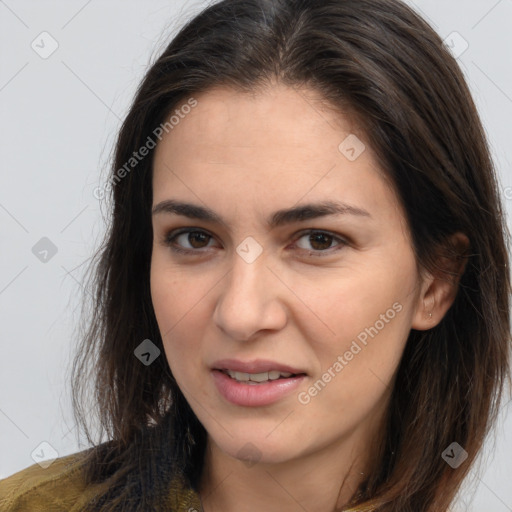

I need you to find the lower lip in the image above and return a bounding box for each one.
[212,370,306,407]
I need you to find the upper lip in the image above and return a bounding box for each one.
[212,358,307,375]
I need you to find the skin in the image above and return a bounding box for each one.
[150,82,463,512]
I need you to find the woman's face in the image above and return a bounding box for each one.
[150,83,427,467]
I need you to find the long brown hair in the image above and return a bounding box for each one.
[72,0,511,510]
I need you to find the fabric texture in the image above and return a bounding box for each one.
[0,450,203,512]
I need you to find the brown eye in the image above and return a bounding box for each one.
[308,232,334,250]
[294,230,346,254]
[187,231,211,248]
[166,229,216,251]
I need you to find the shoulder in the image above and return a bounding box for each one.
[0,448,98,511]
[0,446,203,512]
[167,473,203,512]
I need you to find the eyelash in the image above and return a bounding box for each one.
[162,228,348,257]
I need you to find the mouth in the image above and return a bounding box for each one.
[210,359,308,406]
[211,358,307,381]
[217,368,305,384]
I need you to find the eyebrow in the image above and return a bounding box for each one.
[151,199,371,228]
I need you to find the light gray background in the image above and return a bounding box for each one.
[0,1,511,510]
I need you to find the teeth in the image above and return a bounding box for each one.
[225,370,295,383]
[249,372,269,382]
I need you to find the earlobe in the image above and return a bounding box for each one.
[411,232,470,331]
[411,278,436,331]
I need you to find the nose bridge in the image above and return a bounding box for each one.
[223,253,269,313]
[213,250,286,340]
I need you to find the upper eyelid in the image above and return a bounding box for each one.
[166,227,216,238]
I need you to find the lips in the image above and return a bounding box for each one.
[210,359,307,406]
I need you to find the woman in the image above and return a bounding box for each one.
[1,0,510,510]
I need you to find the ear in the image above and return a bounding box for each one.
[411,232,470,330]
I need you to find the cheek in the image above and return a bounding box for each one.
[150,254,216,380]
[289,270,416,436]
[150,252,208,335]
[150,261,178,335]
[291,250,418,377]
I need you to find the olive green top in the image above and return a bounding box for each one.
[0,451,203,511]
[1,453,461,511]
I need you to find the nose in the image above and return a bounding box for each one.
[213,254,288,342]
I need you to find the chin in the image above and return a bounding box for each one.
[207,427,301,466]
[231,443,297,467]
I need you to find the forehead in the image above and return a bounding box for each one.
[152,83,400,222]
[155,84,359,162]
